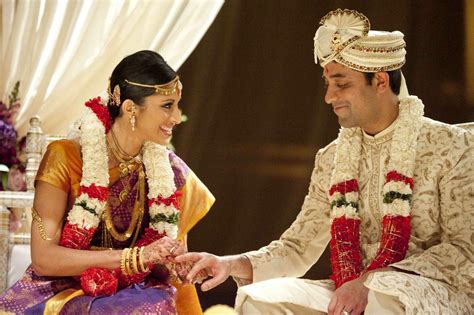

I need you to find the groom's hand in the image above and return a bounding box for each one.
[175,252,231,291]
[327,277,369,315]
[327,267,395,314]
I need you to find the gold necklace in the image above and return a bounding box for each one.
[110,129,142,178]
[110,127,141,161]
[100,134,145,246]
[110,145,137,177]
[107,134,141,199]
[102,164,146,246]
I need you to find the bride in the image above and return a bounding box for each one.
[0,50,214,314]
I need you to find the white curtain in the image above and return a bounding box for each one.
[0,0,223,135]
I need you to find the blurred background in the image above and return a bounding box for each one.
[174,0,473,309]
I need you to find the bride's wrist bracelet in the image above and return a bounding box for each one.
[120,246,149,275]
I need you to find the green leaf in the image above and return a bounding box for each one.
[74,200,98,216]
[330,196,358,209]
[383,191,412,204]
[151,212,179,225]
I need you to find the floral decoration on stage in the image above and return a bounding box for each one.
[0,81,26,191]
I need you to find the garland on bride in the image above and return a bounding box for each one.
[59,95,181,296]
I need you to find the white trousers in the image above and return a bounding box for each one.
[235,278,404,315]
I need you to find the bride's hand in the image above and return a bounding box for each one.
[173,260,208,284]
[143,237,186,265]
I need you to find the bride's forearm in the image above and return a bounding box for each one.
[31,244,122,277]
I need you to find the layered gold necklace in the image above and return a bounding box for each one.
[102,129,145,247]
[109,129,142,201]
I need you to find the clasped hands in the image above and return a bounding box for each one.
[143,247,232,290]
[142,237,207,284]
[171,250,376,315]
[142,244,374,315]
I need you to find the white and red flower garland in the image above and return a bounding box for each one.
[143,142,181,239]
[328,96,424,288]
[58,96,182,296]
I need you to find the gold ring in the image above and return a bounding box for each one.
[342,310,351,315]
[170,245,177,255]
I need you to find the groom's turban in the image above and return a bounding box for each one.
[314,9,406,73]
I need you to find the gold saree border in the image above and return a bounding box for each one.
[44,288,84,315]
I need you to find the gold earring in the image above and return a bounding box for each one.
[130,104,137,131]
[130,114,136,131]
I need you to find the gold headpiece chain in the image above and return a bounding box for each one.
[124,76,181,96]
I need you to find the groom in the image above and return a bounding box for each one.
[177,8,473,314]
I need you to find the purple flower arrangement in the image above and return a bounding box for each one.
[0,81,26,191]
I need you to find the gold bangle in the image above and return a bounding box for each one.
[125,248,133,275]
[120,248,129,275]
[131,247,140,274]
[31,207,52,241]
[126,247,134,275]
[138,246,149,273]
[120,248,127,276]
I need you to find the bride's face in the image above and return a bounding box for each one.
[134,89,182,146]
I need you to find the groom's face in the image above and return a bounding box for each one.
[322,62,380,132]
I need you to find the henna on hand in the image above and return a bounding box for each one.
[143,237,188,267]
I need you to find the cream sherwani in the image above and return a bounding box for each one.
[235,117,473,314]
